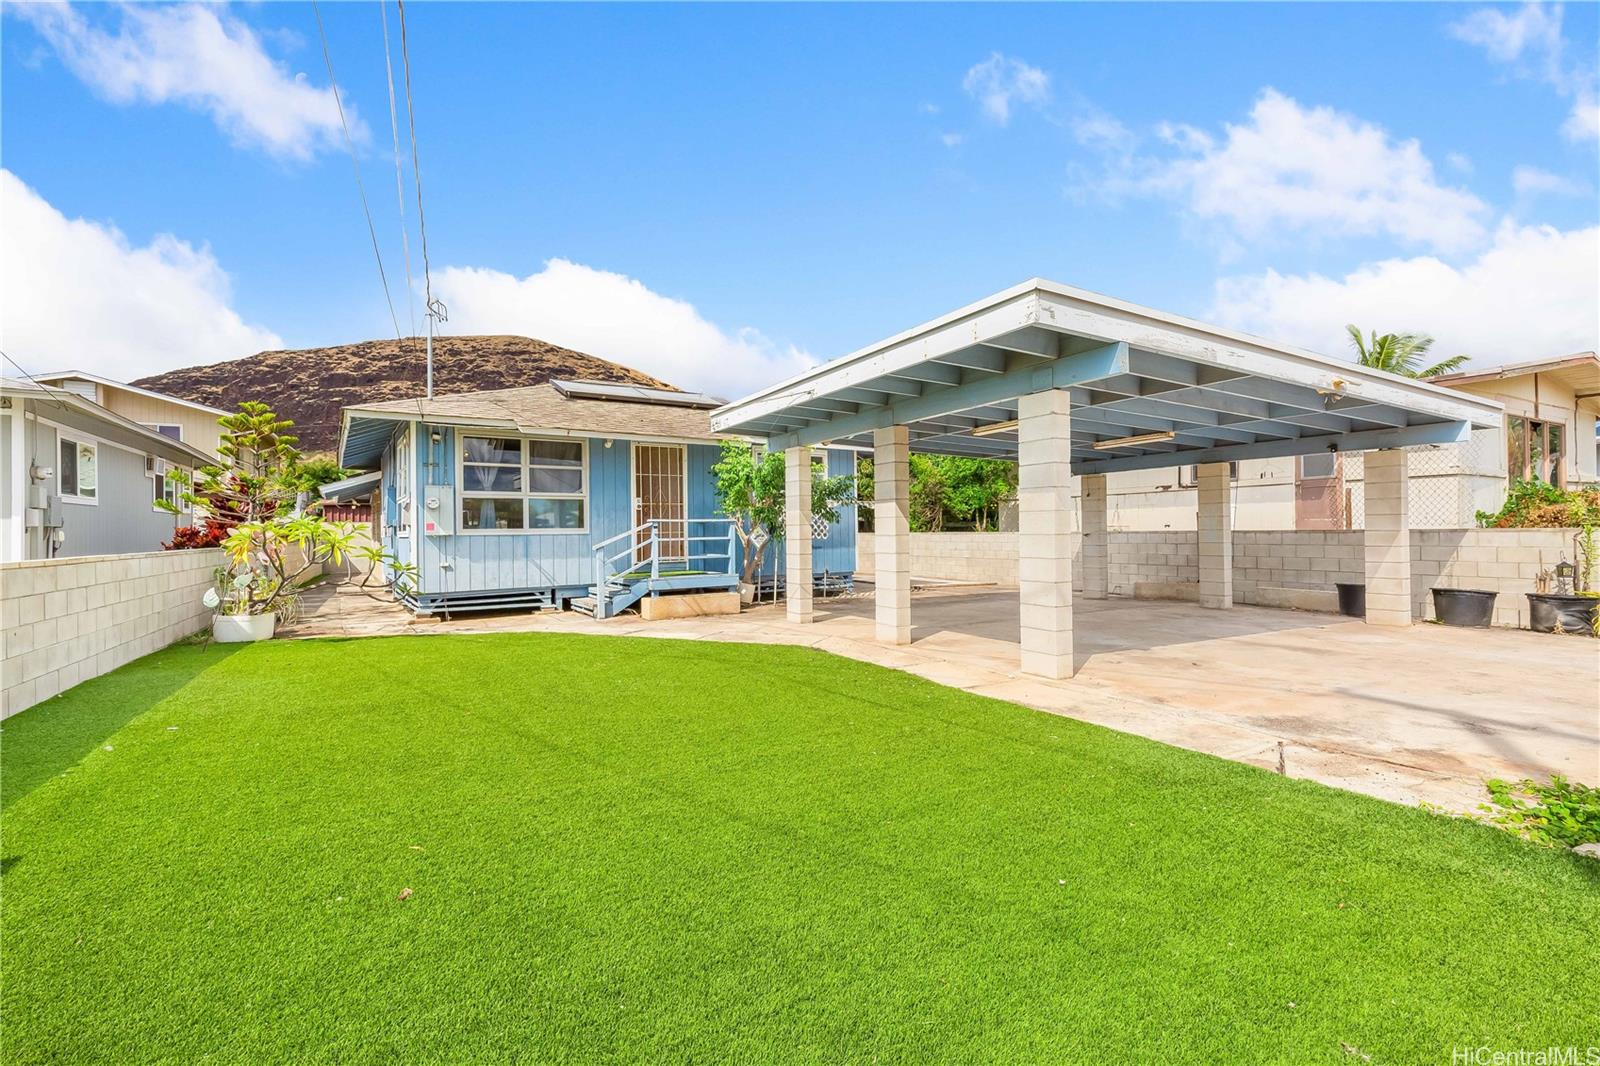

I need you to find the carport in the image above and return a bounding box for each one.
[711,279,1502,679]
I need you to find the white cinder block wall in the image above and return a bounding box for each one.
[858,528,1581,628]
[1,549,225,718]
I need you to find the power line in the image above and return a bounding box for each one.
[379,0,418,342]
[312,0,404,343]
[0,349,71,412]
[394,0,447,397]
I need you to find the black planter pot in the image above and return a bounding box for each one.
[1431,587,1497,628]
[1526,593,1600,636]
[1335,582,1365,618]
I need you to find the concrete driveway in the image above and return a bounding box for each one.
[287,582,1599,813]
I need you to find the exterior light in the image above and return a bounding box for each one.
[970,419,1019,437]
[1091,431,1176,451]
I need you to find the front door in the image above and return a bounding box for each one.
[1294,453,1346,529]
[633,444,687,564]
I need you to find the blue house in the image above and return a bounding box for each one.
[334,380,857,618]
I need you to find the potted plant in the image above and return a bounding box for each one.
[207,571,277,643]
[1477,482,1600,638]
[1430,586,1498,627]
[171,401,415,641]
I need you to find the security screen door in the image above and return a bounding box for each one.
[633,444,687,564]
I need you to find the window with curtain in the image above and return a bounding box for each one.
[460,436,587,532]
[58,437,97,500]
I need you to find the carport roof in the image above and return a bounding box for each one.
[711,279,1503,474]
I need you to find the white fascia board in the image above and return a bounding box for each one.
[1074,421,1471,476]
[712,285,1044,432]
[1031,284,1503,429]
[34,371,229,416]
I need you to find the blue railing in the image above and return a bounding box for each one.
[590,518,739,611]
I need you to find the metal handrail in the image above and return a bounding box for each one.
[590,516,741,601]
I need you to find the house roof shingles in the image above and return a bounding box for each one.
[340,382,727,467]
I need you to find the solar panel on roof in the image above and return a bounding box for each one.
[550,379,726,409]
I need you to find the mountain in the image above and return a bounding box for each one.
[132,335,676,455]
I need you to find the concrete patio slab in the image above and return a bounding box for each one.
[283,582,1599,815]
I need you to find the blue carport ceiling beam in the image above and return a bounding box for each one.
[766,341,1129,450]
[1076,421,1471,476]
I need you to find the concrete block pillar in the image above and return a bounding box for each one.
[784,446,813,623]
[1196,462,1233,609]
[1363,448,1411,626]
[1081,473,1108,600]
[873,426,911,644]
[1017,390,1075,680]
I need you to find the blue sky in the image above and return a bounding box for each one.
[2,2,1596,395]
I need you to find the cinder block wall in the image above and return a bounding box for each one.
[857,528,1580,627]
[1,549,225,719]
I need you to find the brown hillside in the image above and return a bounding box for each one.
[132,335,675,455]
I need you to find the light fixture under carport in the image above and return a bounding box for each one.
[1091,430,1176,451]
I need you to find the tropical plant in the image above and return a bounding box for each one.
[1345,325,1470,379]
[163,518,232,551]
[711,441,858,584]
[174,401,413,619]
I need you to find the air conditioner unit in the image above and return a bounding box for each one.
[153,458,170,477]
[145,454,156,474]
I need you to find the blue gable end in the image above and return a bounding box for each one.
[375,420,857,615]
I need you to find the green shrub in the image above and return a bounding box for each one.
[1479,775,1600,848]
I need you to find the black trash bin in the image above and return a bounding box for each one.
[1335,582,1365,618]
[1431,587,1497,628]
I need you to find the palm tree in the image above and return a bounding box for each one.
[1345,325,1470,379]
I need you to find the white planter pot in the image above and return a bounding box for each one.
[739,582,757,606]
[213,613,276,643]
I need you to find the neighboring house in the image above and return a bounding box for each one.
[31,371,227,462]
[1,378,216,562]
[1099,352,1600,531]
[335,380,857,618]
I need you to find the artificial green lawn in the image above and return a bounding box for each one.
[2,635,1595,1064]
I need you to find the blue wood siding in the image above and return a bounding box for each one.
[379,421,855,598]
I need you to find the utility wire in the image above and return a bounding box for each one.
[394,0,437,319]
[395,0,446,397]
[379,0,418,342]
[312,0,404,343]
[0,349,72,412]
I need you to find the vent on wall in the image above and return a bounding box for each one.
[58,379,99,402]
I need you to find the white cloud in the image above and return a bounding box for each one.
[1450,2,1598,142]
[1211,222,1599,365]
[1126,90,1489,253]
[1511,164,1585,197]
[13,2,358,161]
[0,169,282,379]
[431,259,813,399]
[1446,151,1474,174]
[940,131,964,148]
[962,53,1049,125]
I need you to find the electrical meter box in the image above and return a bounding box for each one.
[422,484,454,536]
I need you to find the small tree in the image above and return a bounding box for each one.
[169,402,412,621]
[711,441,857,584]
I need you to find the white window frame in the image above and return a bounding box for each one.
[57,434,99,505]
[457,433,589,535]
[393,427,413,536]
[149,462,188,513]
[140,422,185,442]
